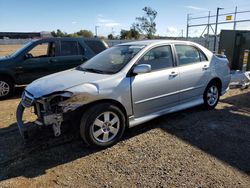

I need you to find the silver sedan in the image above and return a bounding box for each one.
[17,40,231,147]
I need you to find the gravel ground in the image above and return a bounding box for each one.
[0,88,249,187]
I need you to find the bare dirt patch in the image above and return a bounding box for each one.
[0,45,21,56]
[0,44,47,57]
[0,88,249,187]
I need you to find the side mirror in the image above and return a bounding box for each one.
[133,64,151,74]
[80,56,88,62]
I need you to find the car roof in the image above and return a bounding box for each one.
[117,39,213,59]
[118,40,195,47]
[31,37,103,42]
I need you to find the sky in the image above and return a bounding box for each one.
[0,0,250,37]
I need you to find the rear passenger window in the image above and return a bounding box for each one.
[175,45,207,65]
[60,41,79,56]
[138,45,173,71]
[84,40,106,54]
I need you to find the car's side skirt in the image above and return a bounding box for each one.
[128,97,204,128]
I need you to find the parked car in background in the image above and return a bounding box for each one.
[17,40,231,147]
[0,37,108,98]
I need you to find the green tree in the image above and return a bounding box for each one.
[120,29,140,40]
[120,30,131,39]
[76,30,93,38]
[134,7,157,39]
[108,33,114,39]
[51,29,93,38]
[51,31,57,37]
[67,33,79,37]
[51,29,68,37]
[130,28,140,39]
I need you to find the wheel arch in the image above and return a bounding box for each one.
[79,99,129,127]
[0,72,16,84]
[207,77,222,95]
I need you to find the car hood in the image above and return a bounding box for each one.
[25,68,111,98]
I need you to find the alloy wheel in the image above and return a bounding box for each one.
[207,85,219,106]
[91,111,120,143]
[0,81,10,97]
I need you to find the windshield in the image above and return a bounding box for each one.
[6,41,33,57]
[78,45,144,74]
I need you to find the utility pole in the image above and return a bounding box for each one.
[214,7,224,52]
[95,26,100,37]
[206,11,211,48]
[186,14,190,39]
[233,6,238,30]
[207,11,211,36]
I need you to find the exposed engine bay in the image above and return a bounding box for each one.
[17,90,78,138]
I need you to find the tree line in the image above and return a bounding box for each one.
[51,29,94,38]
[51,6,157,40]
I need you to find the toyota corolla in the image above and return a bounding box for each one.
[17,40,231,147]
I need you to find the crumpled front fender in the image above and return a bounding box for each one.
[59,83,100,112]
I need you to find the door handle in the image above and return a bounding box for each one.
[169,72,178,77]
[202,65,209,70]
[15,66,23,73]
[81,57,88,62]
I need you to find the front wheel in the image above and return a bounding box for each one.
[203,83,220,110]
[80,103,126,148]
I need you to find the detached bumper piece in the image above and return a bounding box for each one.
[16,102,28,139]
[16,91,64,139]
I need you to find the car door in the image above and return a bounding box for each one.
[49,40,87,73]
[16,41,55,83]
[174,44,210,103]
[131,45,180,118]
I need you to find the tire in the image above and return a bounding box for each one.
[203,82,220,110]
[0,76,14,99]
[80,103,126,148]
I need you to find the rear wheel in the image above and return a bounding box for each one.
[0,76,14,99]
[203,83,220,109]
[80,103,126,148]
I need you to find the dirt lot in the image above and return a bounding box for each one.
[0,87,249,187]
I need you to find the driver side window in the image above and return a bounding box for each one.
[28,42,55,58]
[138,45,173,71]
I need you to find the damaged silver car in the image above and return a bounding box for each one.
[17,40,231,147]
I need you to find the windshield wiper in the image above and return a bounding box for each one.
[76,66,113,74]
